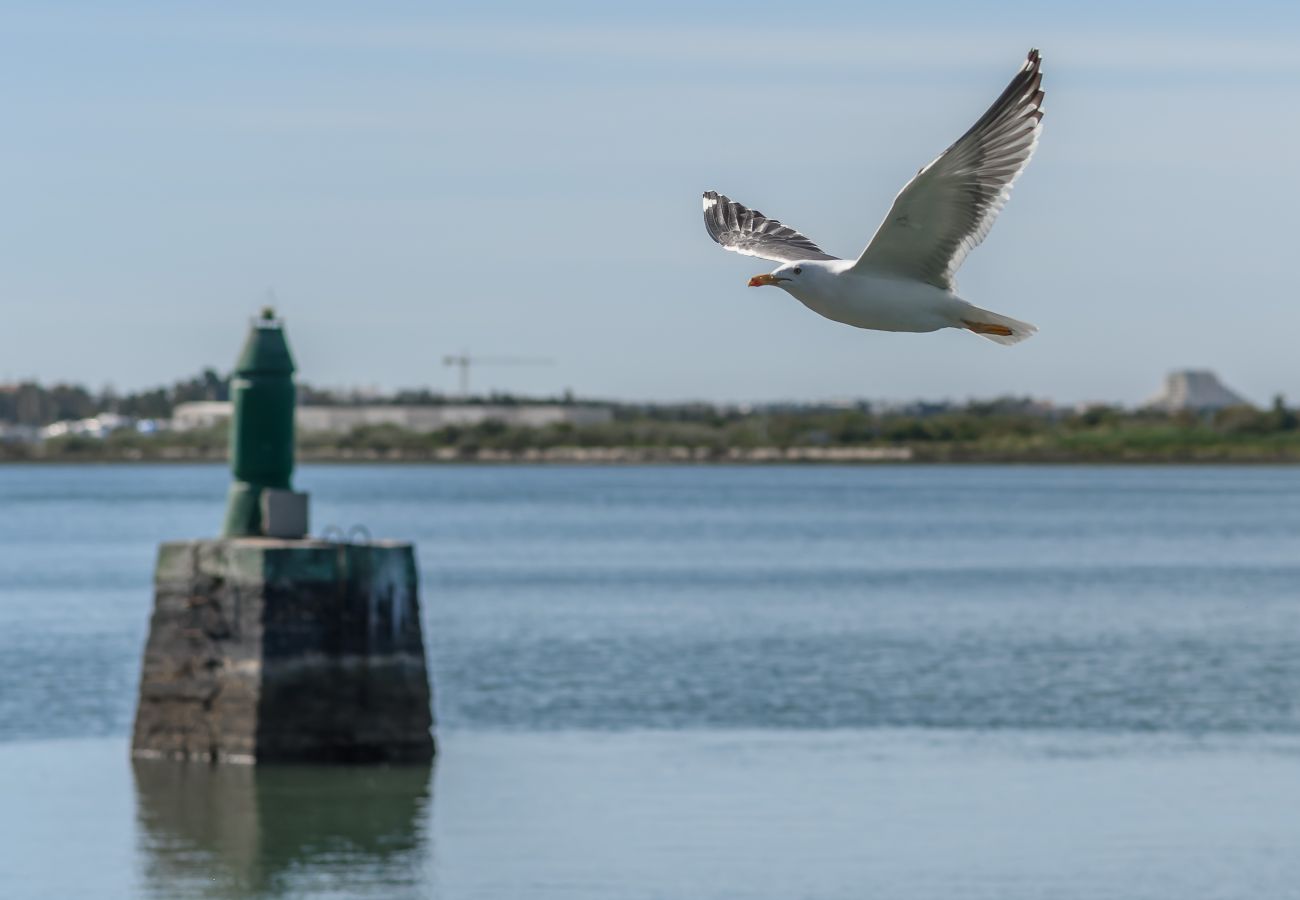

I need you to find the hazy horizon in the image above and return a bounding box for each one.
[0,361,1265,413]
[3,3,1298,405]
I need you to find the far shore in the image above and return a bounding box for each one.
[4,445,1300,465]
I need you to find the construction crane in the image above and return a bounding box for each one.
[441,353,554,397]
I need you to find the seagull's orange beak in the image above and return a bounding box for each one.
[748,273,786,287]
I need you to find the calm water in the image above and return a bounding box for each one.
[2,464,1300,898]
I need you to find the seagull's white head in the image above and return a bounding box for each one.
[748,261,816,292]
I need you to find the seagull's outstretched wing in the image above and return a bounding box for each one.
[702,191,839,263]
[852,49,1044,291]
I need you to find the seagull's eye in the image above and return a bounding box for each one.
[793,267,802,275]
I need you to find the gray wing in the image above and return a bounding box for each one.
[852,49,1045,290]
[702,191,839,263]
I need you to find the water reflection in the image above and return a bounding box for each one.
[133,759,433,899]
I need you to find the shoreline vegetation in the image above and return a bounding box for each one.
[8,443,1300,464]
[3,369,1300,463]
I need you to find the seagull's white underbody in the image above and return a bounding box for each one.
[770,260,995,335]
[754,259,1035,345]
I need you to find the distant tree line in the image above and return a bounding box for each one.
[0,369,571,426]
[0,369,229,425]
[293,395,1299,459]
[5,369,1300,463]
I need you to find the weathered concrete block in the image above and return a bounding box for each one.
[132,539,435,763]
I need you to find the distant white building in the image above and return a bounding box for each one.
[40,413,134,440]
[171,402,614,433]
[168,401,232,430]
[1145,370,1252,412]
[0,422,40,443]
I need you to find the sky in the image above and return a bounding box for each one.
[1,2,1299,405]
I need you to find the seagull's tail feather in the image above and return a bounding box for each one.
[959,305,1038,345]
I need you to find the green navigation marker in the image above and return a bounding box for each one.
[222,308,302,537]
[134,307,433,764]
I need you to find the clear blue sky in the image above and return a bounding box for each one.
[1,2,1298,405]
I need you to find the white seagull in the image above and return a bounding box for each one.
[703,49,1044,345]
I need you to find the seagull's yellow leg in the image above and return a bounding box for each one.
[962,319,1014,337]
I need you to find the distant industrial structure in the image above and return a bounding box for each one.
[440,353,554,397]
[1145,370,1252,412]
[171,401,613,433]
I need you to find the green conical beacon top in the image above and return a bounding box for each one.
[233,307,296,377]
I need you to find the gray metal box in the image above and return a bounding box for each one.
[261,489,309,539]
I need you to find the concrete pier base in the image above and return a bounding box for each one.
[132,539,435,764]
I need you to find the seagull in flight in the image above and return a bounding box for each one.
[703,49,1043,345]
